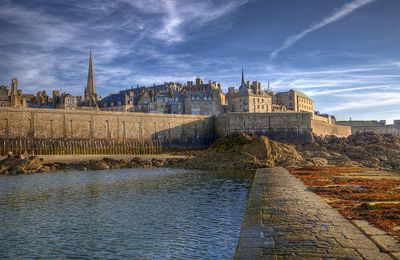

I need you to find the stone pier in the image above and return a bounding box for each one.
[235,167,395,259]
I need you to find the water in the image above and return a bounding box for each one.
[0,168,252,259]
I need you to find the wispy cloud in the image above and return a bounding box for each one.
[325,91,400,112]
[270,0,376,59]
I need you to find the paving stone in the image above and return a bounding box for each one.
[371,235,400,252]
[235,167,394,259]
[353,220,387,236]
[356,249,394,260]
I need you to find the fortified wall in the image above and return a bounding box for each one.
[0,107,215,146]
[336,120,400,135]
[214,112,351,143]
[0,108,352,149]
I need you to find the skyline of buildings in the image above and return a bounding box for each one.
[0,52,324,120]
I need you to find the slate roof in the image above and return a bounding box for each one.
[98,93,129,107]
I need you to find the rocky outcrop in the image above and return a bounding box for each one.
[174,133,303,170]
[298,132,400,171]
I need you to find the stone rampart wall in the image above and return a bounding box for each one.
[214,112,314,143]
[0,107,215,146]
[0,108,357,148]
[311,120,351,137]
[350,126,400,135]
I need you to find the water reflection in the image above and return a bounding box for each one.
[0,168,252,259]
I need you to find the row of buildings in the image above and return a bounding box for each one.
[0,52,317,117]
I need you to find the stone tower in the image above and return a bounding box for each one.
[84,51,98,107]
[10,78,19,107]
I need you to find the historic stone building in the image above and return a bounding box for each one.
[226,69,272,113]
[272,89,314,114]
[98,92,134,112]
[183,78,226,115]
[55,93,78,110]
[0,78,26,108]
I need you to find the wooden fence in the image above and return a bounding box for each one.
[0,138,162,156]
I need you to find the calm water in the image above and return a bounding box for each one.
[0,168,252,259]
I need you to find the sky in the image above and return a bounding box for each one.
[0,0,399,122]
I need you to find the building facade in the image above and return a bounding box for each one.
[226,69,272,113]
[0,78,26,108]
[183,78,226,115]
[98,93,133,112]
[273,89,314,114]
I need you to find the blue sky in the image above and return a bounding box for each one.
[0,0,399,122]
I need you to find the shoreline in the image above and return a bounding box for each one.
[33,154,187,164]
[0,154,189,175]
[0,154,187,164]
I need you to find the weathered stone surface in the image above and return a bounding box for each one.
[353,220,387,236]
[356,249,393,260]
[371,235,400,252]
[176,133,303,170]
[235,167,393,259]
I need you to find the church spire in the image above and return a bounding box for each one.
[241,66,245,87]
[85,50,98,107]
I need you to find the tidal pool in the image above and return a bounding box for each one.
[0,168,252,259]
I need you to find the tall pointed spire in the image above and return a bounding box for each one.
[86,50,96,97]
[241,66,245,87]
[85,50,98,107]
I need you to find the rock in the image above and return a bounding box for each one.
[307,157,329,166]
[175,133,303,170]
[302,132,400,172]
[85,160,110,170]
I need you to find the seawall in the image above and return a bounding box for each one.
[214,112,351,143]
[0,107,215,146]
[336,121,400,135]
[311,119,351,137]
[0,108,352,149]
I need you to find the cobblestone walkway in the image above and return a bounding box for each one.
[235,167,394,259]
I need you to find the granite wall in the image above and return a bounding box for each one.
[0,107,215,146]
[0,108,353,147]
[214,112,314,143]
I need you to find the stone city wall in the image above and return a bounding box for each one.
[214,112,314,143]
[311,119,351,137]
[349,126,400,135]
[0,108,354,149]
[0,107,215,146]
[336,121,400,135]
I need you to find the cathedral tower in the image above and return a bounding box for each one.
[84,51,98,107]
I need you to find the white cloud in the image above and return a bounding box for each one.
[325,92,400,112]
[270,0,376,59]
